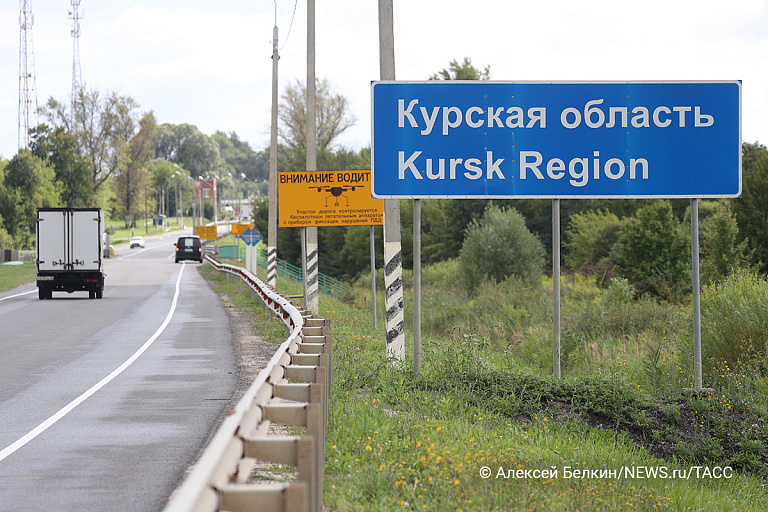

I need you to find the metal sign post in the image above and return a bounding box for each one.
[413,199,421,375]
[237,229,263,276]
[553,199,561,379]
[691,199,703,390]
[370,225,377,329]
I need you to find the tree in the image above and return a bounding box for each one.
[458,204,545,294]
[733,142,768,272]
[149,158,179,222]
[29,125,94,207]
[0,223,13,249]
[0,159,14,248]
[700,201,752,284]
[213,131,268,182]
[0,151,60,248]
[430,57,490,80]
[278,78,356,154]
[564,210,621,269]
[616,201,690,299]
[177,131,222,178]
[40,87,140,192]
[115,113,157,227]
[155,123,200,162]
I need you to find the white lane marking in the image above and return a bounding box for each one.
[0,290,36,302]
[0,263,187,463]
[119,244,166,260]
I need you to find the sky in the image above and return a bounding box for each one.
[2,0,768,161]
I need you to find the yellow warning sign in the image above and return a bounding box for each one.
[231,223,254,236]
[195,225,218,241]
[278,170,383,227]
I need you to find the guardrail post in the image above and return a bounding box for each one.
[218,483,307,512]
[166,258,331,512]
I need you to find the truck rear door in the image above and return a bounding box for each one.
[71,210,102,271]
[37,210,67,272]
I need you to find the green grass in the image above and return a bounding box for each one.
[203,261,768,511]
[0,262,36,292]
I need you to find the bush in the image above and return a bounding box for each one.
[0,225,13,249]
[616,201,690,300]
[564,209,621,269]
[603,276,635,304]
[700,202,753,284]
[458,204,544,295]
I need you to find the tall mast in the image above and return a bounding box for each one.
[18,0,39,150]
[70,0,83,125]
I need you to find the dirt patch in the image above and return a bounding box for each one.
[528,398,768,477]
[220,293,277,405]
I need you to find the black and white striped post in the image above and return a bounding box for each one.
[379,0,405,362]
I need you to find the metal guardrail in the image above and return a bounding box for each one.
[165,255,332,512]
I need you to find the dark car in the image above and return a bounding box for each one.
[175,235,203,263]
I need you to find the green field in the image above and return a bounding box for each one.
[0,262,36,292]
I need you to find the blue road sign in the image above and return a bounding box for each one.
[237,228,263,246]
[371,81,741,198]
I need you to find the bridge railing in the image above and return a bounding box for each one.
[164,255,332,512]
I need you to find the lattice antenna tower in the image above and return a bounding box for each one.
[69,0,83,124]
[18,0,39,150]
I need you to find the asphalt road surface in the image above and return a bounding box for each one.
[0,231,237,511]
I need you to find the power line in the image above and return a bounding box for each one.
[280,0,299,51]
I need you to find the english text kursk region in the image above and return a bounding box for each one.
[396,99,715,187]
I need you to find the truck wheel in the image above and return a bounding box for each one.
[38,287,45,300]
[89,290,96,299]
[96,288,103,299]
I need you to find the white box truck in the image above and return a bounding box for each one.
[36,208,105,300]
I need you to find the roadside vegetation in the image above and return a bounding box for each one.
[323,268,768,511]
[202,246,768,511]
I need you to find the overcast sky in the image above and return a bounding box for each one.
[2,0,767,161]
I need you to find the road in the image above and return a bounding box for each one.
[0,231,237,512]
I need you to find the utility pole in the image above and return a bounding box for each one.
[378,0,405,363]
[18,0,38,150]
[267,8,279,288]
[305,0,319,314]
